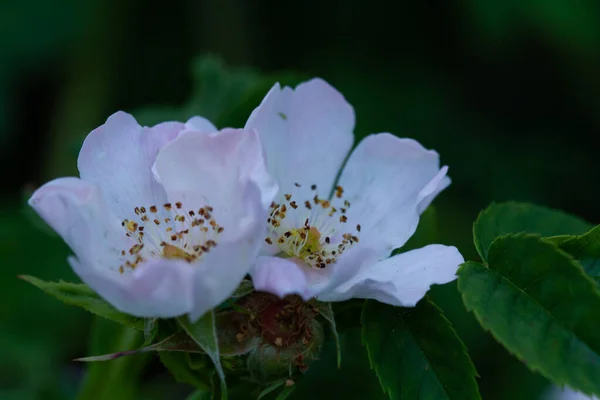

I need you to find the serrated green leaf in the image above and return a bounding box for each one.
[547,225,600,284]
[473,202,592,262]
[458,234,600,396]
[361,298,480,400]
[19,275,144,330]
[312,302,341,367]
[179,310,227,399]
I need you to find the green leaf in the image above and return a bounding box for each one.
[143,318,158,346]
[458,234,600,396]
[75,332,206,362]
[159,351,212,391]
[362,298,480,400]
[288,329,385,400]
[275,386,295,400]
[312,302,341,367]
[473,202,592,262]
[231,279,255,299]
[185,389,213,400]
[547,225,600,283]
[256,379,287,400]
[179,310,227,399]
[19,275,144,330]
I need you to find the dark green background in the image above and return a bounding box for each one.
[1,0,599,398]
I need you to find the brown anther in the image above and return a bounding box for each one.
[311,184,317,190]
[294,182,301,187]
[281,204,287,213]
[340,215,348,223]
[188,210,195,216]
[278,237,285,244]
[140,207,146,213]
[150,205,157,213]
[304,218,310,227]
[335,185,344,198]
[164,203,172,210]
[134,207,141,215]
[138,226,144,232]
[325,237,330,244]
[141,215,149,222]
[284,193,292,201]
[175,215,185,222]
[321,200,330,208]
[119,266,125,274]
[344,200,351,207]
[206,206,214,212]
[357,224,361,232]
[304,201,312,210]
[171,234,177,241]
[284,231,292,238]
[154,219,160,225]
[217,227,224,233]
[265,237,273,245]
[175,202,182,209]
[121,250,126,256]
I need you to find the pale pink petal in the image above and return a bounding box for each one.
[185,116,217,133]
[78,111,184,219]
[417,166,450,214]
[29,177,195,318]
[153,128,277,231]
[70,256,195,318]
[187,183,268,321]
[245,78,354,197]
[250,257,312,300]
[318,245,463,306]
[335,134,448,256]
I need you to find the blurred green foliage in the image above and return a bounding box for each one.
[1,0,599,398]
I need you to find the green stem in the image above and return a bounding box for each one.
[77,318,150,400]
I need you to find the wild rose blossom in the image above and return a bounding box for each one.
[245,78,464,306]
[29,112,276,321]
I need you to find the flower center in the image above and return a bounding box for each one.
[117,202,224,274]
[264,184,360,269]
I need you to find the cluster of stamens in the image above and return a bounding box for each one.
[265,183,360,269]
[117,202,224,274]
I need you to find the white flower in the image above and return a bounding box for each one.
[244,78,464,306]
[29,112,276,321]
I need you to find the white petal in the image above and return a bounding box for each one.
[29,177,195,318]
[188,183,268,321]
[250,256,312,300]
[319,245,463,306]
[153,128,277,229]
[245,78,355,197]
[78,111,184,219]
[185,116,217,133]
[70,256,195,318]
[335,134,449,255]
